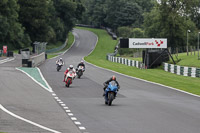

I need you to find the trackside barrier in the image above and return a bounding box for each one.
[46,39,67,53]
[107,55,144,69]
[163,62,200,78]
[29,52,45,67]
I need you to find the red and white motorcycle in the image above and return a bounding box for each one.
[65,71,75,87]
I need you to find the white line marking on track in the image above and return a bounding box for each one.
[59,101,63,104]
[61,104,66,106]
[65,110,71,113]
[71,117,77,121]
[63,107,69,109]
[54,97,59,99]
[52,93,56,96]
[0,104,61,133]
[68,113,73,116]
[0,57,16,64]
[79,127,86,130]
[57,99,61,102]
[74,121,81,125]
[37,67,53,92]
[16,68,53,93]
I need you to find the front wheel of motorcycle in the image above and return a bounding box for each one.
[67,80,71,87]
[108,93,114,106]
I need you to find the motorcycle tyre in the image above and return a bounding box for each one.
[77,71,82,78]
[67,80,71,87]
[108,92,114,106]
[57,66,61,72]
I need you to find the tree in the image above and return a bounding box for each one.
[117,26,132,38]
[143,0,198,47]
[105,0,143,31]
[18,0,51,42]
[131,28,144,38]
[0,0,30,49]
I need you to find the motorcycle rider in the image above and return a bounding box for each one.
[63,65,76,82]
[56,58,64,66]
[103,75,120,96]
[76,60,85,71]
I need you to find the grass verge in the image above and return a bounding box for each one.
[47,32,74,59]
[170,52,200,68]
[76,26,200,96]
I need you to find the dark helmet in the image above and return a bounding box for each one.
[111,75,116,81]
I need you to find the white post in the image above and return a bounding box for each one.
[187,30,190,56]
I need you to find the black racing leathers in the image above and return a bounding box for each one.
[77,63,85,70]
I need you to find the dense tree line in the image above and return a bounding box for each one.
[80,0,200,48]
[0,0,84,50]
[1,0,200,50]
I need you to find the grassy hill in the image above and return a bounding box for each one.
[76,26,200,96]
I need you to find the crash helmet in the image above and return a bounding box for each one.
[112,75,116,81]
[81,60,84,64]
[69,65,73,69]
[60,58,63,61]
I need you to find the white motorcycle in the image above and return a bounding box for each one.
[56,62,63,71]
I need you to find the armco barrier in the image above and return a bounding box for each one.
[46,39,67,53]
[29,52,45,67]
[107,55,144,69]
[163,62,200,78]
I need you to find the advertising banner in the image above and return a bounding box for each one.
[129,38,167,48]
[3,46,7,54]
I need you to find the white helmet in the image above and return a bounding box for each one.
[81,60,84,63]
[60,58,62,60]
[69,65,73,69]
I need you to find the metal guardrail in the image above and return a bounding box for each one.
[46,39,67,53]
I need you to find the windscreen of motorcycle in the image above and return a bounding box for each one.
[79,66,83,69]
[110,81,117,86]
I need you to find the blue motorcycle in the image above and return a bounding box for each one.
[104,81,118,106]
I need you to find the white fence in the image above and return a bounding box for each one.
[163,63,200,78]
[107,55,144,69]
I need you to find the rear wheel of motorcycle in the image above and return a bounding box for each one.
[108,93,114,106]
[105,101,108,105]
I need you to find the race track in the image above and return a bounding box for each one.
[39,28,200,133]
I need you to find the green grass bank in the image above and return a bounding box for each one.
[77,27,200,96]
[47,32,74,59]
[170,52,200,68]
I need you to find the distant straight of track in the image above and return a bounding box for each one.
[39,28,200,133]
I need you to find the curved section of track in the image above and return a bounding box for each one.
[40,29,200,133]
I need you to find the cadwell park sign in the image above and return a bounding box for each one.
[129,38,167,48]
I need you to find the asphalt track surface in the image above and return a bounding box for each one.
[39,29,200,133]
[0,56,81,132]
